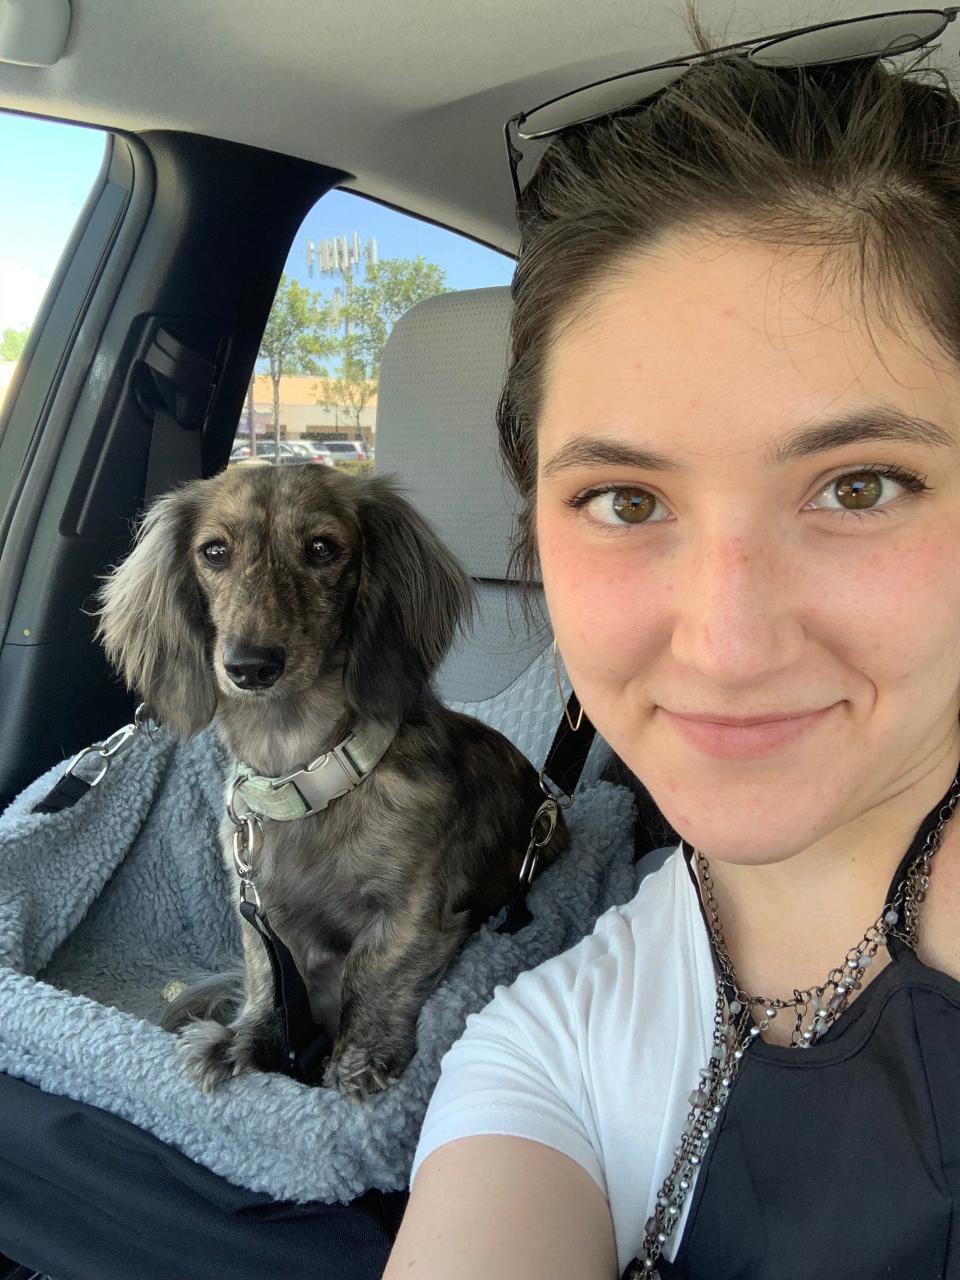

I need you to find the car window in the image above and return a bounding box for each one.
[0,113,106,420]
[231,189,513,473]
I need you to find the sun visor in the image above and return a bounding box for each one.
[0,0,70,67]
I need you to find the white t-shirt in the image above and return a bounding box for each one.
[411,846,718,1274]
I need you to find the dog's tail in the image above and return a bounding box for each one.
[159,968,245,1032]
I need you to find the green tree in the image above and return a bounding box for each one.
[318,257,448,437]
[0,326,29,361]
[315,355,375,437]
[258,276,336,453]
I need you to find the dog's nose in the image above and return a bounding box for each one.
[223,642,286,689]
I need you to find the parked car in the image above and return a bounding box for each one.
[288,440,335,466]
[320,439,368,462]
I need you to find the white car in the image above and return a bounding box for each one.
[320,440,367,462]
[289,441,335,466]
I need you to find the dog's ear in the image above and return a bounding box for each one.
[344,479,475,724]
[96,482,216,737]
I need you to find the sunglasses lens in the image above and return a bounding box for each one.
[510,9,951,198]
[518,62,690,140]
[750,10,947,67]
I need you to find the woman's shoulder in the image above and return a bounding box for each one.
[411,842,715,1198]
[556,841,697,971]
[481,843,704,1039]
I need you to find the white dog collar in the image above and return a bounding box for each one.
[231,719,399,822]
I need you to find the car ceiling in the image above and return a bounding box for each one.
[0,0,958,256]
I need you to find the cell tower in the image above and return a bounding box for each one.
[306,232,378,278]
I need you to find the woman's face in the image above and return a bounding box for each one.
[536,229,960,864]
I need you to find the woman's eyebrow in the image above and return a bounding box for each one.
[770,407,954,462]
[540,407,955,477]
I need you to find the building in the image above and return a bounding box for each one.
[239,374,377,446]
[0,363,376,448]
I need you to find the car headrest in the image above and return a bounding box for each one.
[375,285,529,583]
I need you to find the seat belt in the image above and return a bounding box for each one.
[140,327,217,500]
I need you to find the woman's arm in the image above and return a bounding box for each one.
[384,1134,619,1280]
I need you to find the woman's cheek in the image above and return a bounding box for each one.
[538,509,663,683]
[538,508,614,641]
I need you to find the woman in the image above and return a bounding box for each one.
[385,12,960,1279]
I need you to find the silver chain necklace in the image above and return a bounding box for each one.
[623,772,960,1280]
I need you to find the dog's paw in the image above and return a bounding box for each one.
[176,1018,262,1093]
[323,1042,402,1102]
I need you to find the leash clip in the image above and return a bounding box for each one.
[239,876,262,912]
[61,702,158,790]
[538,768,574,811]
[231,813,262,875]
[231,812,264,915]
[518,797,559,887]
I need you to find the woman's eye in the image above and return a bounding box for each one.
[201,541,229,566]
[306,536,339,563]
[808,468,924,514]
[577,486,666,526]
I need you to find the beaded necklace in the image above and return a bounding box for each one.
[623,771,960,1280]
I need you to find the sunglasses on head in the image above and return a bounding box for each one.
[504,7,960,204]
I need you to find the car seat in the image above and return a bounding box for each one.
[375,285,611,783]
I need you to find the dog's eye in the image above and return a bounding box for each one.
[306,536,339,565]
[201,541,229,567]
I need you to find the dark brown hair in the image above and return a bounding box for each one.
[497,19,960,588]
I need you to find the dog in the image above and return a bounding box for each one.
[96,462,569,1100]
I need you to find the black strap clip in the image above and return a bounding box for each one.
[495,694,595,936]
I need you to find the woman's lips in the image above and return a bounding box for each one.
[660,704,838,759]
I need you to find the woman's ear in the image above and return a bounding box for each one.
[96,482,216,737]
[344,478,475,724]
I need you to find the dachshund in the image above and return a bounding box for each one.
[96,463,568,1100]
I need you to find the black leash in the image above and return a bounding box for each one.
[238,898,331,1082]
[228,813,331,1085]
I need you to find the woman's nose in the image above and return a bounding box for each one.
[669,532,804,686]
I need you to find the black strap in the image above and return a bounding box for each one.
[541,691,595,800]
[238,900,330,1083]
[496,693,596,936]
[144,405,203,502]
[32,771,93,814]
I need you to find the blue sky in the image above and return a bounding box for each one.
[0,112,514,337]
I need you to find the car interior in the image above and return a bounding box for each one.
[0,0,908,1275]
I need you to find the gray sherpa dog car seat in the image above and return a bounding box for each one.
[0,286,670,1280]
